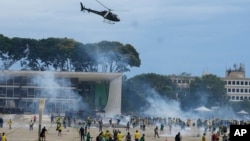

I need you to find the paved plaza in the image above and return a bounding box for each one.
[0,114,221,141]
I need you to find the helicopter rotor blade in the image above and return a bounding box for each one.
[96,0,111,11]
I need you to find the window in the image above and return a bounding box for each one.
[240,96,243,100]
[27,88,34,98]
[228,89,231,92]
[236,89,239,92]
[245,81,248,85]
[7,78,14,85]
[241,81,244,85]
[232,81,235,85]
[236,81,240,85]
[0,87,6,97]
[232,96,235,100]
[241,89,244,93]
[0,77,6,85]
[245,89,248,93]
[34,89,41,98]
[14,77,21,85]
[232,89,235,92]
[7,88,13,97]
[21,88,28,97]
[14,88,20,97]
[228,81,231,85]
[236,96,239,100]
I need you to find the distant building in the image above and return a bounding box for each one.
[170,64,250,102]
[0,70,122,115]
[169,74,195,89]
[169,74,196,100]
[223,64,250,101]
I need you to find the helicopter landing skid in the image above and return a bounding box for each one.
[103,19,115,24]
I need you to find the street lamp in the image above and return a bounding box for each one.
[38,99,46,141]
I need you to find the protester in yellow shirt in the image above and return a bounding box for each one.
[2,132,7,141]
[117,131,124,141]
[105,130,110,141]
[8,119,12,130]
[202,133,206,141]
[134,130,140,141]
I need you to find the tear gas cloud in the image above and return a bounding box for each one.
[30,72,88,113]
[142,88,240,120]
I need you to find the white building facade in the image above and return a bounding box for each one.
[223,68,250,101]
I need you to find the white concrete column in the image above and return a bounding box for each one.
[104,75,122,116]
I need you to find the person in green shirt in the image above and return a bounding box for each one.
[86,132,91,141]
[140,134,145,141]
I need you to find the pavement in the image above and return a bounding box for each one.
[0,114,223,141]
[0,114,82,141]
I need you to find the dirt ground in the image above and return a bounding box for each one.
[0,114,221,141]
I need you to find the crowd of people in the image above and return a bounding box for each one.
[0,113,249,141]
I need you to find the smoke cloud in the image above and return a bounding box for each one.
[142,87,241,120]
[30,72,88,114]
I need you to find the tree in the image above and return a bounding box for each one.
[0,35,30,69]
[83,41,141,72]
[0,35,141,73]
[122,73,177,113]
[180,74,227,111]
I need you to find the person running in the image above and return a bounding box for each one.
[134,130,140,141]
[154,126,160,138]
[79,126,85,141]
[2,132,7,141]
[8,119,12,130]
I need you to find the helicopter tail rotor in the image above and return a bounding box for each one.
[80,2,85,12]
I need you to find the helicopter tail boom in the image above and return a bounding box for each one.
[80,2,85,12]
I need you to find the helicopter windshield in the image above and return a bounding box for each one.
[113,14,120,21]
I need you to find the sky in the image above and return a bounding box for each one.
[1,0,250,78]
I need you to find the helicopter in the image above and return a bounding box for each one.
[80,0,120,24]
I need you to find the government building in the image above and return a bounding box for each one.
[170,64,250,102]
[0,70,122,115]
[223,65,250,101]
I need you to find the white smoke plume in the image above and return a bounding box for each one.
[142,88,240,121]
[31,72,88,114]
[143,88,191,120]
